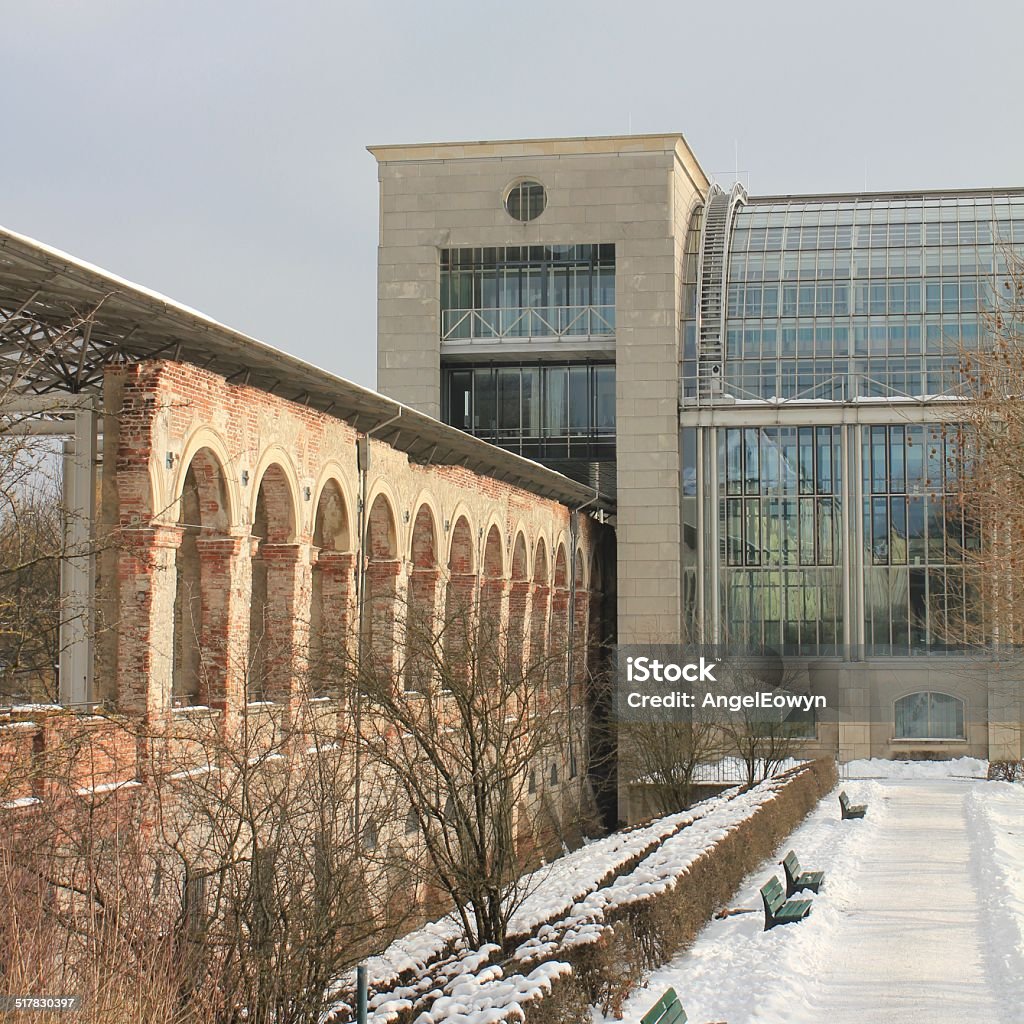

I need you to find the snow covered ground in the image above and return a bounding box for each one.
[600,771,1024,1024]
[843,755,988,779]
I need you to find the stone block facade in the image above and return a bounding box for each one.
[371,135,709,645]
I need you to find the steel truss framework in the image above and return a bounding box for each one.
[0,225,613,709]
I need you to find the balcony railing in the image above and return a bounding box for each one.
[441,305,615,344]
[681,368,971,406]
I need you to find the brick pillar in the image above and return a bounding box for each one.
[258,543,312,704]
[194,534,251,715]
[405,567,440,691]
[311,549,356,693]
[117,525,182,719]
[507,580,531,679]
[551,586,570,686]
[479,575,508,677]
[444,572,476,686]
[573,587,590,686]
[364,558,402,679]
[529,582,549,676]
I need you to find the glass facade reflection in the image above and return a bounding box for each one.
[688,189,1024,657]
[443,362,615,463]
[719,426,843,653]
[441,244,615,342]
[722,194,1024,401]
[862,424,975,654]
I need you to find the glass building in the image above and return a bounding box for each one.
[680,186,1023,660]
[439,243,617,490]
[372,135,1024,762]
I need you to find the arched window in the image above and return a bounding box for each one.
[895,691,965,739]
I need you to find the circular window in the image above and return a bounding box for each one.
[505,180,546,222]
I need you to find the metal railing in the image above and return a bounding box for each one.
[681,369,971,406]
[441,305,615,343]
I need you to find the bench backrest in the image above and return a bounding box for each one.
[839,790,851,808]
[760,875,786,916]
[641,987,686,1024]
[782,850,801,877]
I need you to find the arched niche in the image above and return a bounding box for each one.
[310,479,352,696]
[405,503,439,692]
[172,447,231,704]
[249,463,298,701]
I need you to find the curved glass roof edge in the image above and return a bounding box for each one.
[745,185,1024,205]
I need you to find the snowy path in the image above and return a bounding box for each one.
[600,777,1024,1024]
[791,780,1004,1023]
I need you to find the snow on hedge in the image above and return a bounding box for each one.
[414,961,571,1024]
[328,767,812,1024]
[345,787,741,992]
[513,773,798,964]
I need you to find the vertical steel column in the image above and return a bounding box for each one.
[59,408,97,706]
[705,425,721,645]
[695,427,705,643]
[850,422,866,660]
[840,424,852,657]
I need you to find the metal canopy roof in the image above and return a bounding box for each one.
[0,225,613,514]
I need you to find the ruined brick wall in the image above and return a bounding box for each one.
[3,359,613,926]
[96,358,608,726]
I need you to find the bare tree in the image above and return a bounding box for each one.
[356,593,588,949]
[943,245,1024,752]
[717,653,815,788]
[0,688,407,1024]
[146,696,405,1024]
[619,710,728,816]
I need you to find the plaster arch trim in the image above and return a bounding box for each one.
[552,539,570,590]
[311,462,358,545]
[168,427,240,530]
[250,446,303,542]
[147,454,167,526]
[445,506,477,574]
[532,535,550,585]
[481,519,506,579]
[573,545,589,590]
[408,490,443,569]
[509,523,531,581]
[364,480,403,561]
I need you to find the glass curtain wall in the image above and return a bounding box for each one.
[863,423,974,653]
[723,194,1024,400]
[443,362,615,461]
[441,245,615,341]
[718,426,843,654]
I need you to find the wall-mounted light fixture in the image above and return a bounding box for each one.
[304,486,312,502]
[444,519,451,533]
[165,451,176,470]
[403,510,410,523]
[241,470,250,487]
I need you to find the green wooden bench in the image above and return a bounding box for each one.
[760,874,812,930]
[839,789,867,819]
[641,987,686,1024]
[781,849,824,896]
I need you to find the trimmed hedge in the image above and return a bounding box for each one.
[523,758,838,1022]
[988,760,1024,782]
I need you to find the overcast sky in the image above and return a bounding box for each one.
[2,0,1022,389]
